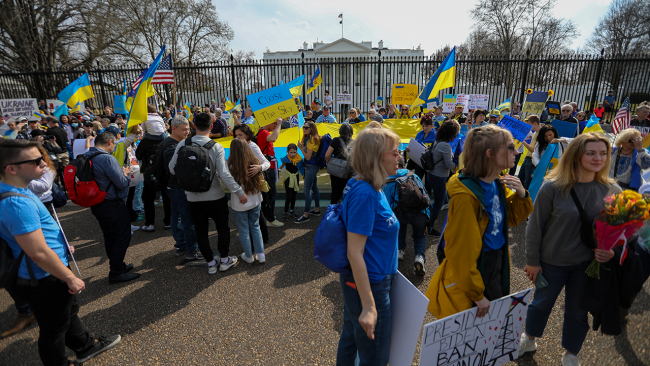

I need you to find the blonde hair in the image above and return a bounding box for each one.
[366,121,383,129]
[462,125,513,178]
[614,128,641,149]
[546,132,615,195]
[524,115,540,124]
[350,128,400,190]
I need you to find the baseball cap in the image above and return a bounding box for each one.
[30,129,45,137]
[455,103,464,108]
[490,110,501,117]
[17,117,28,122]
[104,125,121,137]
[81,115,90,121]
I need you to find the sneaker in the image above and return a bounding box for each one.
[134,209,144,215]
[282,212,290,221]
[164,225,171,230]
[208,264,218,275]
[0,313,36,338]
[219,256,239,272]
[76,335,122,363]
[518,333,537,356]
[130,225,140,232]
[185,252,204,261]
[561,352,580,366]
[135,215,144,221]
[427,228,441,237]
[267,220,285,227]
[141,225,154,232]
[397,250,405,260]
[240,253,254,264]
[256,253,266,264]
[289,210,300,218]
[295,215,310,224]
[174,248,186,257]
[308,210,321,216]
[414,255,426,276]
[441,204,449,210]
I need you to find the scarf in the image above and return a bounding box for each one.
[287,154,302,165]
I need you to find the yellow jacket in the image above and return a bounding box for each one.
[425,172,533,319]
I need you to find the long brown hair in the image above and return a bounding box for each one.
[228,138,261,195]
[302,121,321,146]
[38,144,57,177]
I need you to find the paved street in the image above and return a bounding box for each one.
[1,183,649,365]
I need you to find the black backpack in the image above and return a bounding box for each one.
[420,141,444,171]
[175,137,216,192]
[143,138,177,190]
[385,174,431,214]
[0,192,37,287]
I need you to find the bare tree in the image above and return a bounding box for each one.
[586,0,649,55]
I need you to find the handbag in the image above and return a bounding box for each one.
[51,182,68,208]
[327,138,352,179]
[259,173,270,193]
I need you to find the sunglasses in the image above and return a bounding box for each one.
[7,155,44,168]
[507,144,516,152]
[384,149,400,157]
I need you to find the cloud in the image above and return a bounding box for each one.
[295,21,310,29]
[270,18,280,26]
[275,10,284,17]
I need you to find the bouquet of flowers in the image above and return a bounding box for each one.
[587,190,650,278]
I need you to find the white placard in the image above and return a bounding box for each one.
[389,271,430,366]
[456,94,470,113]
[0,98,39,120]
[419,289,533,366]
[469,94,490,110]
[337,93,352,105]
[407,138,426,169]
[427,101,439,111]
[73,139,93,158]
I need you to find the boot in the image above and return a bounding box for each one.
[1,313,36,338]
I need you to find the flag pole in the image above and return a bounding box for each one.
[173,82,177,110]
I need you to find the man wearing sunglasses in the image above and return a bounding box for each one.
[0,139,122,365]
[559,104,579,136]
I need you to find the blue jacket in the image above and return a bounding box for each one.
[383,169,430,218]
[415,130,436,147]
[85,147,130,200]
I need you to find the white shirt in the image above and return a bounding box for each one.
[142,113,167,136]
[28,167,55,203]
[517,131,534,154]
[532,139,572,166]
[249,141,270,171]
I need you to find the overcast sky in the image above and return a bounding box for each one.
[217,0,612,58]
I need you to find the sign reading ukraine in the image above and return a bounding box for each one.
[247,84,299,127]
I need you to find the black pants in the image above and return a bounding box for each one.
[90,199,132,276]
[283,178,298,212]
[258,214,269,244]
[126,186,138,222]
[483,247,505,301]
[188,197,231,261]
[142,184,171,227]
[13,276,94,366]
[330,175,348,204]
[261,170,277,222]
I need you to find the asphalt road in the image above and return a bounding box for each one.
[1,192,649,365]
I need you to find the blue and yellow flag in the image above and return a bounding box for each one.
[184,103,194,122]
[126,46,165,131]
[583,114,604,134]
[497,98,511,114]
[225,96,235,112]
[306,67,322,95]
[411,47,456,112]
[53,104,68,119]
[58,73,95,108]
[32,112,44,119]
[285,75,305,98]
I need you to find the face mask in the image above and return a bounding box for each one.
[71,123,79,128]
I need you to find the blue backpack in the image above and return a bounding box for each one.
[316,133,333,168]
[314,180,352,274]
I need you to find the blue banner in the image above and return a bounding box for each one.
[498,115,532,142]
[529,143,559,202]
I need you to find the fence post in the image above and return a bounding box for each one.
[377,51,382,103]
[518,49,531,104]
[230,54,237,100]
[301,52,306,106]
[96,61,108,107]
[589,49,606,113]
[32,67,45,101]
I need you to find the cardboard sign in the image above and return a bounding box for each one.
[247,84,299,127]
[0,98,39,120]
[389,272,430,366]
[442,94,469,113]
[551,119,578,138]
[522,91,548,115]
[498,115,533,143]
[376,96,383,107]
[46,99,64,113]
[337,93,352,105]
[419,289,533,366]
[469,94,490,110]
[427,98,440,111]
[456,94,470,112]
[392,84,419,105]
[547,101,560,115]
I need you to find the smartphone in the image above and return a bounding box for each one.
[535,273,549,289]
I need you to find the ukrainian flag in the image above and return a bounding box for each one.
[306,67,322,95]
[496,98,511,114]
[58,73,95,108]
[126,46,165,131]
[32,112,44,119]
[411,47,456,112]
[184,103,194,122]
[53,104,68,119]
[225,96,235,112]
[285,75,305,98]
[583,115,604,134]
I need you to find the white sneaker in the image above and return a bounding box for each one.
[518,333,537,356]
[141,225,154,232]
[130,225,140,231]
[561,352,580,366]
[256,253,266,263]
[240,253,254,264]
[441,203,449,210]
[267,220,285,227]
[397,250,405,260]
[219,256,239,272]
[208,264,218,275]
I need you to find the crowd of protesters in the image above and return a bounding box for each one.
[1,93,649,366]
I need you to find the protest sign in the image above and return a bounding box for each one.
[0,98,39,120]
[46,99,64,112]
[547,101,560,115]
[522,91,548,116]
[442,94,456,113]
[337,93,352,105]
[376,96,383,107]
[114,95,128,114]
[247,84,299,127]
[469,94,490,110]
[550,119,578,138]
[407,138,426,168]
[392,84,419,105]
[419,289,533,366]
[389,271,430,366]
[73,139,93,158]
[427,98,440,111]
[529,143,559,201]
[456,94,469,112]
[498,115,533,143]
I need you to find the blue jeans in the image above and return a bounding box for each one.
[133,181,144,212]
[427,173,447,230]
[337,273,393,366]
[396,210,427,259]
[525,260,590,355]
[167,188,198,253]
[232,204,264,258]
[518,157,534,190]
[303,164,320,214]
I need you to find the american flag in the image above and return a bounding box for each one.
[152,54,174,84]
[612,96,631,135]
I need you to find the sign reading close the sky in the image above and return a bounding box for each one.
[392,84,419,105]
[247,84,299,126]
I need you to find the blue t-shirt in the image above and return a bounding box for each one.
[0,182,69,279]
[604,95,615,107]
[342,179,399,283]
[479,180,505,251]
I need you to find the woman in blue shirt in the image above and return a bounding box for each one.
[337,127,401,366]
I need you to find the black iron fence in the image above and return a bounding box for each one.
[1,52,649,116]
